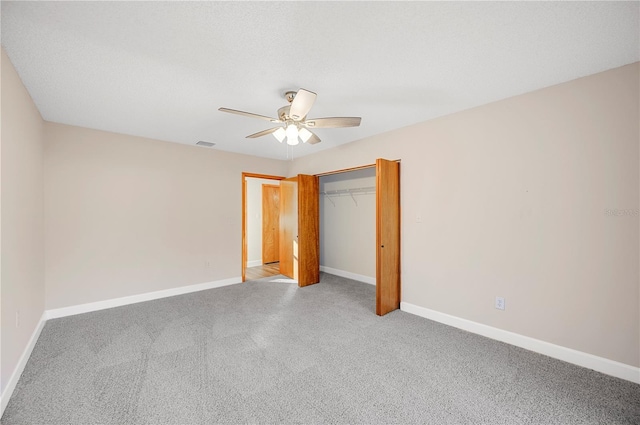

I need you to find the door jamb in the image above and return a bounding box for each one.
[242,172,285,282]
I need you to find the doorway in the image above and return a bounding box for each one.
[242,173,285,281]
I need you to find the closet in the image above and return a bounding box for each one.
[319,167,376,283]
[276,159,400,315]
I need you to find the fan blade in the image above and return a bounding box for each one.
[246,127,281,138]
[307,132,321,145]
[289,89,317,120]
[303,117,361,128]
[218,108,281,123]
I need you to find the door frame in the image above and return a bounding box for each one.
[241,172,285,282]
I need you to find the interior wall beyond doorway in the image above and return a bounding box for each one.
[319,167,376,282]
[246,177,280,267]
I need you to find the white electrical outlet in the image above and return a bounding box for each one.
[495,297,505,310]
[205,260,211,268]
[16,310,20,327]
[416,213,423,223]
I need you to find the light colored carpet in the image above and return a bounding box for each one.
[2,273,639,424]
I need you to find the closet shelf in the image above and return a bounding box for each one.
[320,186,375,206]
[320,186,375,196]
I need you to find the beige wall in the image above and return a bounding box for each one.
[291,63,640,367]
[319,168,376,278]
[1,49,45,394]
[44,123,288,309]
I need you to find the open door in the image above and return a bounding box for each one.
[279,177,298,279]
[376,159,401,316]
[262,184,280,264]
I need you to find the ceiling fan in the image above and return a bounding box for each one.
[218,88,361,146]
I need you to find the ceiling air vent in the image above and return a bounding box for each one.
[196,141,215,147]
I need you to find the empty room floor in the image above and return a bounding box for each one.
[2,273,639,424]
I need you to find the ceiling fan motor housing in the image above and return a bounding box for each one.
[278,105,291,121]
[278,90,298,121]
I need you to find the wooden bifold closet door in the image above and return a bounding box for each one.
[296,174,319,287]
[376,159,401,316]
[279,175,319,287]
[278,163,399,315]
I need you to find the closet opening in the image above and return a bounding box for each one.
[319,167,377,287]
[242,172,285,282]
[316,159,400,315]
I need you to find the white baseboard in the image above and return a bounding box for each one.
[246,260,262,268]
[1,312,47,416]
[320,266,375,285]
[400,302,640,384]
[46,277,242,320]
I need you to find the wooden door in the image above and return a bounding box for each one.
[262,184,280,264]
[279,177,298,279]
[297,174,319,287]
[376,159,401,316]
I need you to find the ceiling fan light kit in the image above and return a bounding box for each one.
[219,88,362,148]
[285,123,299,145]
[272,127,286,143]
[298,127,313,143]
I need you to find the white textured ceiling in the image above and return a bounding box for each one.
[2,1,638,160]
